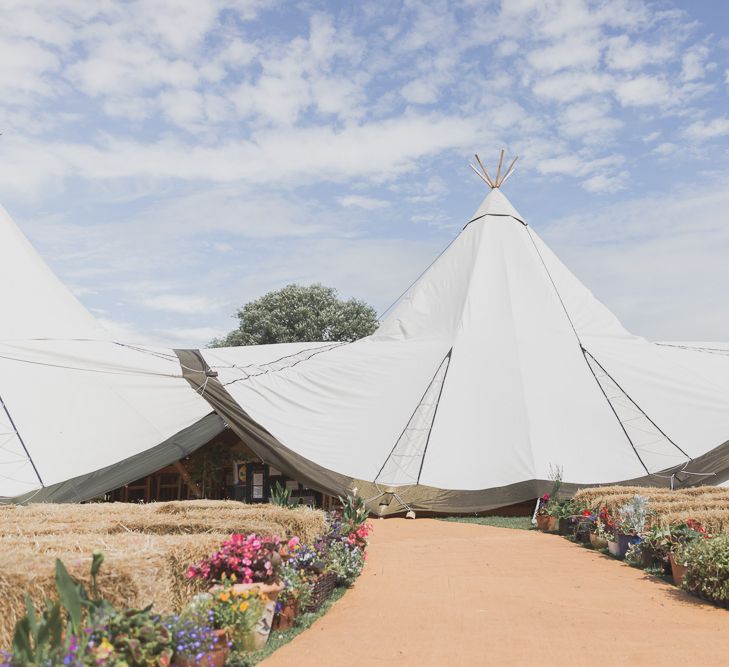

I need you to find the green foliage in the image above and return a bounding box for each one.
[279,563,311,609]
[682,534,729,602]
[338,491,369,532]
[548,464,563,499]
[11,555,106,665]
[92,606,173,666]
[641,524,672,562]
[210,283,378,347]
[12,594,64,666]
[616,494,651,535]
[270,481,294,508]
[11,552,173,667]
[326,541,365,587]
[546,499,576,519]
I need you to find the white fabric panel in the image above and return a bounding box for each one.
[534,231,729,469]
[202,339,449,482]
[419,216,644,489]
[584,340,729,462]
[0,205,104,340]
[583,351,688,472]
[0,401,39,496]
[375,352,451,486]
[0,341,215,496]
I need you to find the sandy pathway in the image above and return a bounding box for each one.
[263,519,728,666]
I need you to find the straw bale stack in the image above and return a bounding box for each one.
[0,501,328,649]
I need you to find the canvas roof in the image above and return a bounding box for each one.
[2,179,729,511]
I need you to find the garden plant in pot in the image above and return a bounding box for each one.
[186,533,285,652]
[614,495,650,558]
[591,506,615,551]
[168,600,231,667]
[669,520,710,587]
[272,548,312,631]
[639,525,672,572]
[535,465,563,532]
[680,532,729,605]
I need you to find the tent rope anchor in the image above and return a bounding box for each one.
[470,149,518,189]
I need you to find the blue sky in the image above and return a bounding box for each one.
[1,0,728,347]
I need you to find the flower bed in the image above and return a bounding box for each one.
[0,501,328,649]
[540,484,729,608]
[0,495,371,666]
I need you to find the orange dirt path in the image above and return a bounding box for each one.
[263,519,729,667]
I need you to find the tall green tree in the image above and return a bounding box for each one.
[209,283,379,347]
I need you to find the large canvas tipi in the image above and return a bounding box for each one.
[177,156,729,514]
[2,156,729,512]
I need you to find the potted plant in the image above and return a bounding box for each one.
[535,465,563,532]
[208,581,270,652]
[591,506,615,551]
[614,494,650,558]
[186,533,285,651]
[669,520,710,586]
[169,597,230,667]
[272,560,307,631]
[535,493,556,531]
[681,533,729,604]
[639,525,672,571]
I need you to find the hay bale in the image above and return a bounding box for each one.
[657,509,729,534]
[0,532,228,650]
[0,501,329,648]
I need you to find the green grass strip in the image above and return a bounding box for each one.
[439,516,534,530]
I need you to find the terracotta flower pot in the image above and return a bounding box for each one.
[272,598,300,631]
[210,580,284,651]
[536,515,557,532]
[669,553,688,587]
[174,629,229,667]
[232,581,284,651]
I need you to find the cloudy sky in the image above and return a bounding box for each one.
[1,0,728,347]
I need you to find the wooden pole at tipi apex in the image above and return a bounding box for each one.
[474,154,495,187]
[469,163,492,186]
[498,155,519,187]
[495,149,505,185]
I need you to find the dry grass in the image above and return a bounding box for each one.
[656,509,729,534]
[572,485,729,534]
[573,486,729,514]
[0,501,328,649]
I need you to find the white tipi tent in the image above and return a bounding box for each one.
[0,204,226,500]
[2,156,729,511]
[176,155,729,513]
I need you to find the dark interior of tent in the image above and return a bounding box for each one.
[105,428,334,508]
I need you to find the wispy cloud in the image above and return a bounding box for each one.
[0,0,728,344]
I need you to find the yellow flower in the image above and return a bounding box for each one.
[239,602,249,612]
[230,573,237,582]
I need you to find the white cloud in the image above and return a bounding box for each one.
[540,177,729,340]
[338,195,391,210]
[527,35,602,73]
[681,45,709,81]
[532,72,613,103]
[684,116,729,141]
[653,142,678,155]
[615,76,672,107]
[605,36,673,71]
[138,294,222,314]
